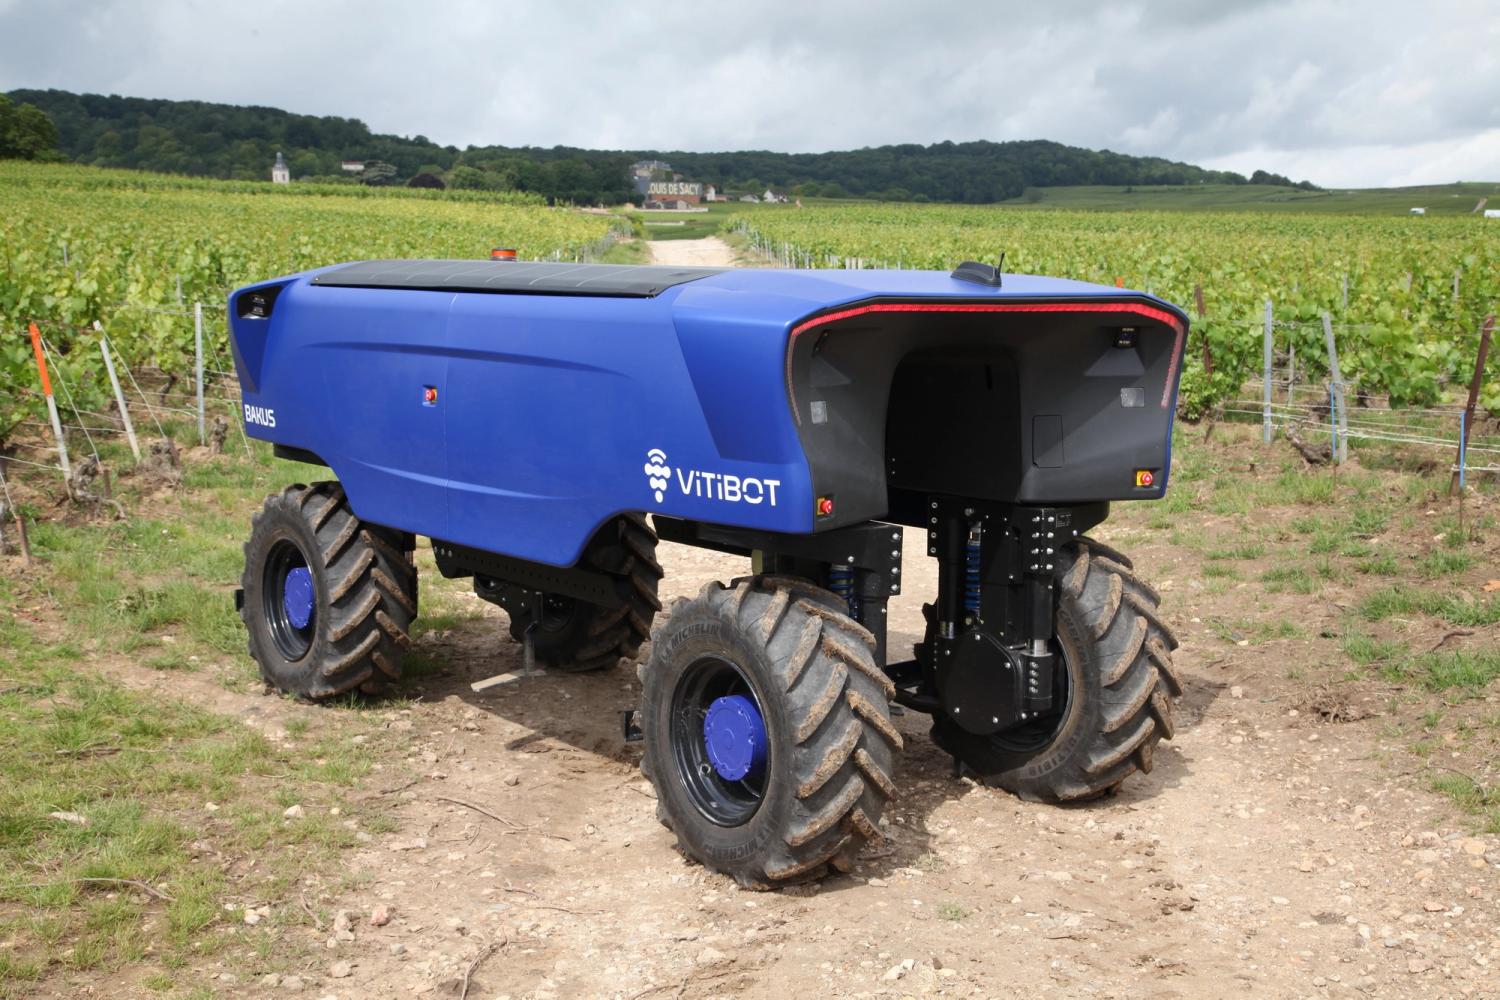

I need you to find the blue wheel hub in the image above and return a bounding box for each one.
[283,566,315,630]
[702,694,768,782]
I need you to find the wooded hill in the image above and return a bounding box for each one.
[8,88,1314,204]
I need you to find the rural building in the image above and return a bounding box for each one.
[739,194,761,203]
[271,151,290,184]
[763,189,788,203]
[647,180,703,205]
[704,185,718,202]
[630,159,672,196]
[340,160,366,173]
[1409,207,1426,215]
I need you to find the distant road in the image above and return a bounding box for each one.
[648,236,737,267]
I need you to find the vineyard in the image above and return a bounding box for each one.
[4,164,1498,480]
[0,162,621,450]
[732,204,1500,424]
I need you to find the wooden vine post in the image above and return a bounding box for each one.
[1450,314,1495,496]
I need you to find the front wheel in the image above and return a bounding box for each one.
[930,538,1182,801]
[641,576,901,887]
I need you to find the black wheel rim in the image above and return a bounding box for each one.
[669,655,770,827]
[263,538,316,661]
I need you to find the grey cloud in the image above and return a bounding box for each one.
[1,0,1495,186]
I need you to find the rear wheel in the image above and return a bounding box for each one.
[507,513,662,672]
[930,537,1181,801]
[241,482,416,699]
[642,576,901,887]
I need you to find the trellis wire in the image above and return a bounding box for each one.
[39,337,100,464]
[114,347,170,440]
[1223,378,1500,478]
[0,453,68,472]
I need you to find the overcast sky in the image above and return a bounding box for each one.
[2,0,1496,187]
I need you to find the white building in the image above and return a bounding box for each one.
[1409,207,1426,216]
[340,160,366,173]
[271,151,290,184]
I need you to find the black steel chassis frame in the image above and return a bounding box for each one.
[432,501,1105,732]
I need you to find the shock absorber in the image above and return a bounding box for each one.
[964,522,983,620]
[827,563,858,619]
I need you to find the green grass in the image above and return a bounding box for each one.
[0,453,413,994]
[1208,617,1304,645]
[1349,506,1390,537]
[1354,553,1400,576]
[1204,542,1266,561]
[1429,773,1500,834]
[0,621,234,988]
[1402,650,1500,693]
[0,615,399,993]
[1260,564,1320,595]
[1417,549,1474,578]
[1357,587,1500,626]
[936,901,970,922]
[594,238,652,264]
[1342,632,1407,667]
[1341,625,1500,694]
[627,200,744,241]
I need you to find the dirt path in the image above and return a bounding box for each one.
[200,517,1493,1000]
[648,236,739,267]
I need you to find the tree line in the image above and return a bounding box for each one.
[0,94,62,161]
[7,89,1316,203]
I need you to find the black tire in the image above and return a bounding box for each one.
[507,513,662,672]
[241,481,417,699]
[930,537,1181,801]
[641,576,901,888]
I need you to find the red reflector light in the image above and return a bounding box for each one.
[1135,469,1155,487]
[816,496,834,516]
[424,387,438,404]
[491,247,518,260]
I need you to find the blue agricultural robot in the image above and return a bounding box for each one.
[229,256,1185,887]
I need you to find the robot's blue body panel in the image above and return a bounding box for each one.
[230,261,1187,567]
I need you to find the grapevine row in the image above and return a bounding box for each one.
[0,162,620,446]
[731,205,1499,418]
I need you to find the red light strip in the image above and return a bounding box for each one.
[786,300,1187,423]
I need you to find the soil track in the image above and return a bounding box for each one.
[233,521,1487,1000]
[648,237,738,267]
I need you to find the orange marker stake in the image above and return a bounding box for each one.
[29,322,72,479]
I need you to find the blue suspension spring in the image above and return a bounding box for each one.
[828,564,857,617]
[964,524,983,615]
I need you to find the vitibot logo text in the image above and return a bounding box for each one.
[643,447,781,507]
